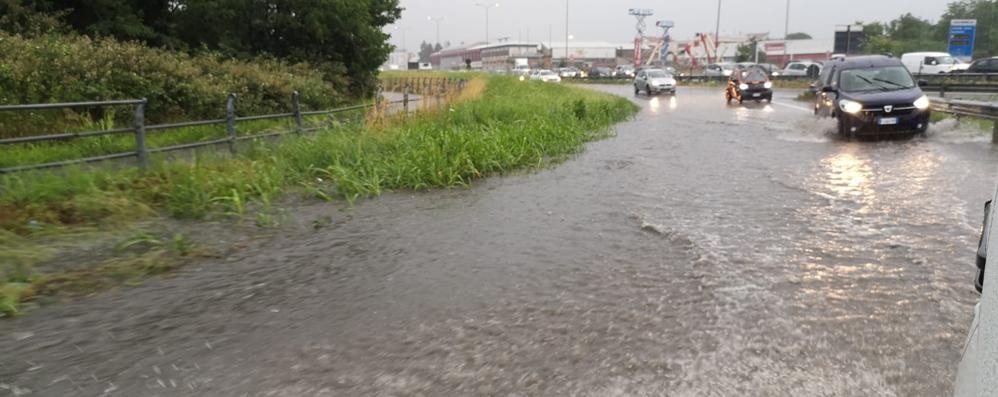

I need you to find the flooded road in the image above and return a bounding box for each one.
[3,86,998,396]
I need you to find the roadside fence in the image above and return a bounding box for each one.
[930,97,998,142]
[0,77,465,174]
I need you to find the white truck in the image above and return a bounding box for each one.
[901,52,967,74]
[512,58,531,76]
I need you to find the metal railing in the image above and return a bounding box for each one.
[0,78,464,174]
[930,97,998,142]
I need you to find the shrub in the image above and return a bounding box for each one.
[0,32,348,138]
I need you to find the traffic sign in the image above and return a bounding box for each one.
[949,19,977,61]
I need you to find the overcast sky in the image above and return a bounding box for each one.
[387,0,949,50]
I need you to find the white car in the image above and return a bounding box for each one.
[705,63,735,77]
[633,68,677,95]
[782,61,822,77]
[530,70,562,83]
[902,52,966,74]
[955,183,998,396]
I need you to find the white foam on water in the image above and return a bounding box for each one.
[776,117,837,143]
[927,118,991,144]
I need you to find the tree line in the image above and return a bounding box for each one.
[863,0,996,58]
[0,0,402,95]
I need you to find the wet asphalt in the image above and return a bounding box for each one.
[2,86,998,396]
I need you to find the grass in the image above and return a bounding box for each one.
[0,74,638,315]
[930,112,995,132]
[0,107,368,169]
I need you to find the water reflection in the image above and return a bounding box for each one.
[822,147,875,203]
[648,96,660,113]
[669,96,678,110]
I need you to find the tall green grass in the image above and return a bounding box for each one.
[1,76,635,230]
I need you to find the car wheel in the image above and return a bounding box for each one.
[737,95,744,105]
[634,85,640,96]
[726,92,732,104]
[837,115,850,137]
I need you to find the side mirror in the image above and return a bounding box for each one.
[820,86,836,93]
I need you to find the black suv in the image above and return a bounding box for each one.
[814,55,931,137]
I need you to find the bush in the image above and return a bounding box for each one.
[0,33,348,138]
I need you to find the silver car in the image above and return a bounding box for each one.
[634,69,677,96]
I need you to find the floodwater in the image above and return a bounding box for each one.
[2,86,998,396]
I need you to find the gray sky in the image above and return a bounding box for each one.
[388,0,948,50]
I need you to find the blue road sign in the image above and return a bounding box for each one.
[949,19,977,60]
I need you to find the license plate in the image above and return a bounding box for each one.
[752,93,761,97]
[878,117,898,125]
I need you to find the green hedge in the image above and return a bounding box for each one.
[0,33,348,138]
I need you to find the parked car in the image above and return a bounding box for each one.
[615,65,636,78]
[902,52,966,74]
[814,55,931,137]
[725,66,773,104]
[754,63,782,76]
[558,67,582,78]
[960,57,998,74]
[705,63,735,77]
[954,186,996,396]
[782,60,822,77]
[512,66,532,76]
[589,67,614,79]
[530,69,562,83]
[633,68,677,96]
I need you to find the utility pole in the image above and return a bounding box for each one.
[784,0,790,62]
[565,0,569,63]
[475,3,500,44]
[427,17,443,46]
[714,0,722,47]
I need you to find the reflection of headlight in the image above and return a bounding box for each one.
[914,95,930,110]
[839,99,863,114]
[739,83,749,90]
[519,75,525,81]
[764,82,773,89]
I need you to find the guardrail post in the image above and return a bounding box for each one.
[993,121,998,144]
[133,99,149,170]
[292,91,304,134]
[403,84,409,117]
[226,93,237,154]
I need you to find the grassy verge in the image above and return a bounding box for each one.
[930,112,994,132]
[0,75,638,315]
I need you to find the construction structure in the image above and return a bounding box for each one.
[629,8,653,68]
[644,20,674,67]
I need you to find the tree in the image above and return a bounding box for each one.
[735,42,754,62]
[434,42,443,52]
[938,0,998,58]
[2,0,403,96]
[419,41,434,63]
[785,32,811,40]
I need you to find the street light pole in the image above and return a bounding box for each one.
[427,16,443,45]
[784,0,790,39]
[714,0,722,48]
[475,3,500,44]
[565,0,569,63]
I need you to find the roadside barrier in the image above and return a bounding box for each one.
[0,78,466,174]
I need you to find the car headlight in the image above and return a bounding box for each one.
[772,72,781,76]
[914,95,930,110]
[739,83,749,90]
[724,71,733,76]
[764,82,773,89]
[839,99,863,114]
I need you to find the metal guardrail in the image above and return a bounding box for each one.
[0,77,465,174]
[930,97,998,142]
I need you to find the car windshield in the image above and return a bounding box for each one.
[540,71,555,76]
[840,66,915,92]
[738,68,768,81]
[646,70,669,78]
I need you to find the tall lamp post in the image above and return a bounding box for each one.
[393,26,410,52]
[475,2,500,44]
[427,16,444,46]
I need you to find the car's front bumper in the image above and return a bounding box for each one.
[840,109,931,136]
[737,88,773,99]
[649,85,676,93]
